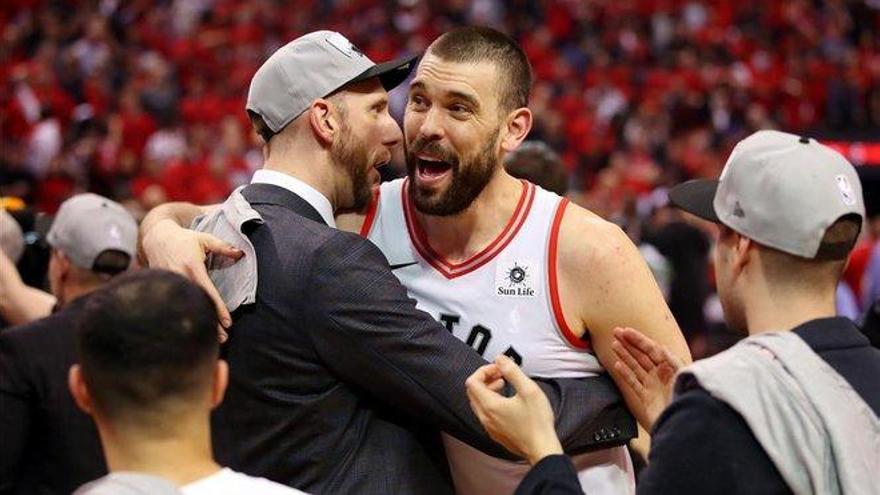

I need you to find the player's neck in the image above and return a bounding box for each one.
[743,283,836,336]
[97,412,221,486]
[416,170,523,262]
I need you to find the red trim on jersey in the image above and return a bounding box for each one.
[548,199,592,351]
[402,179,535,279]
[359,188,380,238]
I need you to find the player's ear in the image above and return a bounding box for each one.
[68,365,94,415]
[212,360,229,408]
[732,231,752,276]
[309,98,340,146]
[500,107,532,153]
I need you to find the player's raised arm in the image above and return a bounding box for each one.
[0,249,56,325]
[555,203,692,430]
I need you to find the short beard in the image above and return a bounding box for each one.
[331,123,373,212]
[405,128,499,216]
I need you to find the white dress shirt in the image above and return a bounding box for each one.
[251,169,336,228]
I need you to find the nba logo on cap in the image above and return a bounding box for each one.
[836,175,857,206]
[325,32,363,59]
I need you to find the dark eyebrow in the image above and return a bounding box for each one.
[408,81,480,110]
[447,90,479,110]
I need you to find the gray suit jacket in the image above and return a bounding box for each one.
[211,183,635,495]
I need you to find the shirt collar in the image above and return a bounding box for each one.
[250,169,336,228]
[792,316,869,352]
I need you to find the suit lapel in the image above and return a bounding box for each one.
[241,183,328,226]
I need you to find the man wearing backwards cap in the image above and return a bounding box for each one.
[0,193,138,495]
[139,31,630,494]
[464,130,880,495]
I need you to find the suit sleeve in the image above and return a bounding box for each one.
[302,233,633,458]
[0,333,32,493]
[514,455,584,495]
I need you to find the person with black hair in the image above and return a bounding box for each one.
[467,131,880,495]
[0,193,137,495]
[71,270,304,494]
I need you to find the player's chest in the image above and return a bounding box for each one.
[395,256,554,365]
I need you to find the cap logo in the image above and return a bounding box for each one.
[325,33,363,59]
[835,175,857,206]
[733,201,745,218]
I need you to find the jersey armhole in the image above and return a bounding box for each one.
[359,187,381,238]
[547,198,593,352]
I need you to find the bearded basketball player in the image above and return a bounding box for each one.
[141,27,690,495]
[340,27,691,495]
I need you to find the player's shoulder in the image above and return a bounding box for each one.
[312,225,387,271]
[253,202,339,248]
[556,200,638,268]
[338,178,407,236]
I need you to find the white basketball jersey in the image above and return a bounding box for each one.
[363,178,635,495]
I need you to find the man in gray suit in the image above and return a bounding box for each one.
[140,31,633,494]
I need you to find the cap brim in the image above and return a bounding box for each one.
[350,54,420,91]
[668,179,721,223]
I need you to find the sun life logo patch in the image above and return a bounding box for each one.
[495,259,539,297]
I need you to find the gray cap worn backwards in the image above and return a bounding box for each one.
[669,130,865,260]
[247,30,417,136]
[47,193,138,272]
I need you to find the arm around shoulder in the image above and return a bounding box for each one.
[300,232,515,458]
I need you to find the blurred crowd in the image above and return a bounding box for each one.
[2,0,880,354]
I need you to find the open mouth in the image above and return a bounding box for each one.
[416,156,453,185]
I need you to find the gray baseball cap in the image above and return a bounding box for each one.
[669,130,865,260]
[247,30,417,137]
[47,193,138,272]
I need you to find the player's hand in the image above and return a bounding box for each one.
[611,327,685,430]
[141,219,242,340]
[465,355,563,465]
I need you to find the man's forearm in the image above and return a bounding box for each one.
[0,252,55,326]
[139,202,217,262]
[311,234,635,460]
[534,375,637,455]
[0,284,55,326]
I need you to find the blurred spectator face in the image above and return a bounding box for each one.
[331,78,402,211]
[403,52,506,215]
